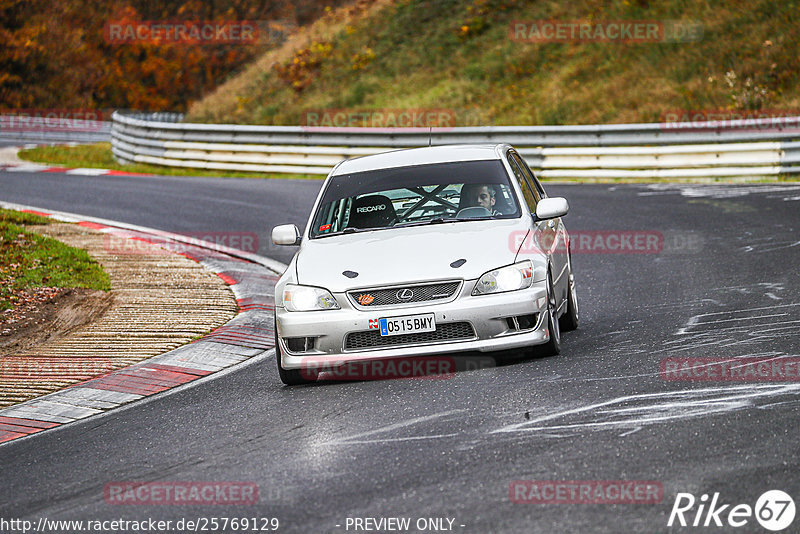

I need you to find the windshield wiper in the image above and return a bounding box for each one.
[392,217,477,228]
[315,227,370,238]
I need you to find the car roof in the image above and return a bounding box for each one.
[331,144,509,176]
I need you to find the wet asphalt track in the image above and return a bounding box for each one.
[1,168,800,533]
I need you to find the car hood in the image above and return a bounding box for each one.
[295,219,532,292]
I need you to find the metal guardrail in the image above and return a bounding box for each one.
[0,116,112,144]
[111,111,800,179]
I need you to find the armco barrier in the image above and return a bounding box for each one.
[0,116,112,144]
[111,111,800,179]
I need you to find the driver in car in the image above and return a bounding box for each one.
[471,184,502,215]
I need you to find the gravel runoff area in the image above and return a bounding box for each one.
[0,221,238,408]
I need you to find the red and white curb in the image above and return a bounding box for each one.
[0,144,152,176]
[0,201,287,445]
[0,162,152,177]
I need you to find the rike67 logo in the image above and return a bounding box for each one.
[668,490,795,531]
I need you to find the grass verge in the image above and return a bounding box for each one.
[17,143,325,181]
[0,209,110,311]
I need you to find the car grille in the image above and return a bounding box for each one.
[349,281,461,307]
[344,322,475,351]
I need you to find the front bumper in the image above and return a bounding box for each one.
[275,281,550,369]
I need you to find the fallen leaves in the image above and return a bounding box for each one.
[1,287,67,336]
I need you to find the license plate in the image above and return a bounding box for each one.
[379,313,436,337]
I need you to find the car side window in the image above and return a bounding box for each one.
[510,152,544,202]
[519,157,547,198]
[507,153,538,213]
[530,173,547,199]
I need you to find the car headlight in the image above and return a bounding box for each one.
[283,284,340,311]
[472,260,533,295]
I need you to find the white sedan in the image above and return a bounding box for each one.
[271,144,578,385]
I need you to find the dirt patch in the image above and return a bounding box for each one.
[0,288,113,356]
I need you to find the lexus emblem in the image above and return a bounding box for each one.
[396,288,414,301]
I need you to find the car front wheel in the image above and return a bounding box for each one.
[535,271,561,357]
[559,273,579,332]
[274,323,316,385]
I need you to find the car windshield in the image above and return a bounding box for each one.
[309,160,520,238]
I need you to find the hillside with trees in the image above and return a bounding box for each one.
[0,0,344,112]
[3,0,798,126]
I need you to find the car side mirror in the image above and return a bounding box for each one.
[272,224,301,246]
[535,197,569,220]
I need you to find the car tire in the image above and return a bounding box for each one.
[535,272,561,357]
[559,273,579,332]
[274,329,316,386]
